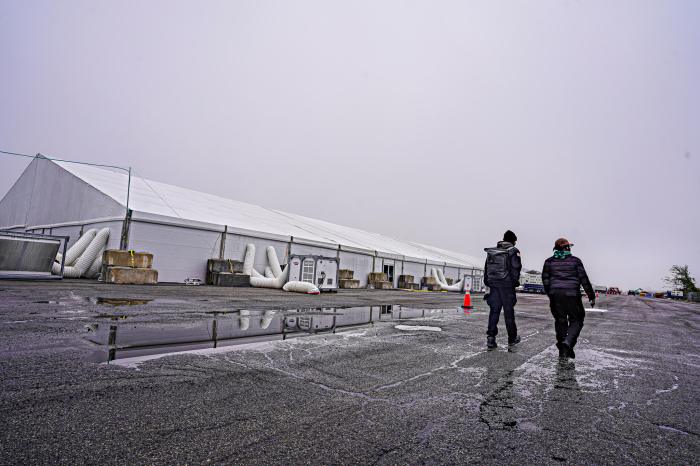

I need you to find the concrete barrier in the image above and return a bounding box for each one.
[103,250,153,269]
[104,266,158,285]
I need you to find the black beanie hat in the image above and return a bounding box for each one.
[503,230,517,243]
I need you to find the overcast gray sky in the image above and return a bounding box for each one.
[1,0,698,290]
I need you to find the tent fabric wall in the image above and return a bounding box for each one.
[338,251,373,287]
[129,221,221,282]
[46,225,84,249]
[225,234,289,271]
[0,157,125,230]
[444,266,460,283]
[290,242,337,258]
[402,261,426,285]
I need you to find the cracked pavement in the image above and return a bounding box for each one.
[0,281,698,464]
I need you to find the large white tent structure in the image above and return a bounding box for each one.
[0,157,484,287]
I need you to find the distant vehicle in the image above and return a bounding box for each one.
[523,283,545,294]
[627,289,637,295]
[668,290,684,300]
[184,278,203,286]
[594,285,608,294]
[607,287,621,295]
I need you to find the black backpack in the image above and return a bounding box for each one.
[484,246,515,282]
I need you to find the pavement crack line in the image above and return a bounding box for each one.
[373,352,484,392]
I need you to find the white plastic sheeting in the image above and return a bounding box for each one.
[52,228,110,278]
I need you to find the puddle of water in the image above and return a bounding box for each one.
[90,297,153,306]
[86,305,463,363]
[395,325,442,332]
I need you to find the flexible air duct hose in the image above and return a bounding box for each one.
[52,229,97,275]
[267,246,283,278]
[85,246,106,279]
[431,267,464,292]
[66,229,97,265]
[62,228,110,278]
[243,243,256,275]
[264,266,275,279]
[260,310,275,329]
[282,281,320,294]
[239,310,250,331]
[250,268,263,278]
[250,265,288,288]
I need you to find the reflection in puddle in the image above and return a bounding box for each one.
[86,305,462,363]
[480,345,644,431]
[90,297,153,306]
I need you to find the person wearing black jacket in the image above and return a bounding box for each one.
[542,238,595,359]
[484,230,522,349]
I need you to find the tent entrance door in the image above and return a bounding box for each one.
[382,264,394,285]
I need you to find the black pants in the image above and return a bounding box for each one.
[486,287,517,340]
[548,294,586,348]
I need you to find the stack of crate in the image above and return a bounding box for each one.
[206,259,250,287]
[368,272,392,289]
[338,269,360,289]
[421,276,441,291]
[102,250,158,285]
[398,275,419,290]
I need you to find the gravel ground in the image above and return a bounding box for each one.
[0,280,698,465]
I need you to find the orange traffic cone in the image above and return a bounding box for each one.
[462,291,473,310]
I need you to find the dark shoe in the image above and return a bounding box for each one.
[568,346,576,359]
[560,342,573,359]
[508,336,521,346]
[487,337,497,349]
[557,342,568,358]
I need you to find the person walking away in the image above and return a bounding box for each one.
[542,238,595,359]
[484,230,522,349]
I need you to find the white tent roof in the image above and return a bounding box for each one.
[55,161,483,268]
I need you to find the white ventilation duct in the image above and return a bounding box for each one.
[52,229,97,274]
[239,310,250,331]
[249,266,288,288]
[267,246,283,278]
[84,247,106,279]
[436,268,447,285]
[62,228,110,278]
[282,281,320,294]
[260,310,275,329]
[52,228,109,278]
[431,267,464,292]
[243,243,290,289]
[242,243,256,276]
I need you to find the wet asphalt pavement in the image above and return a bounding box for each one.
[0,281,698,465]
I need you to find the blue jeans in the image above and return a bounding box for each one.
[486,287,518,341]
